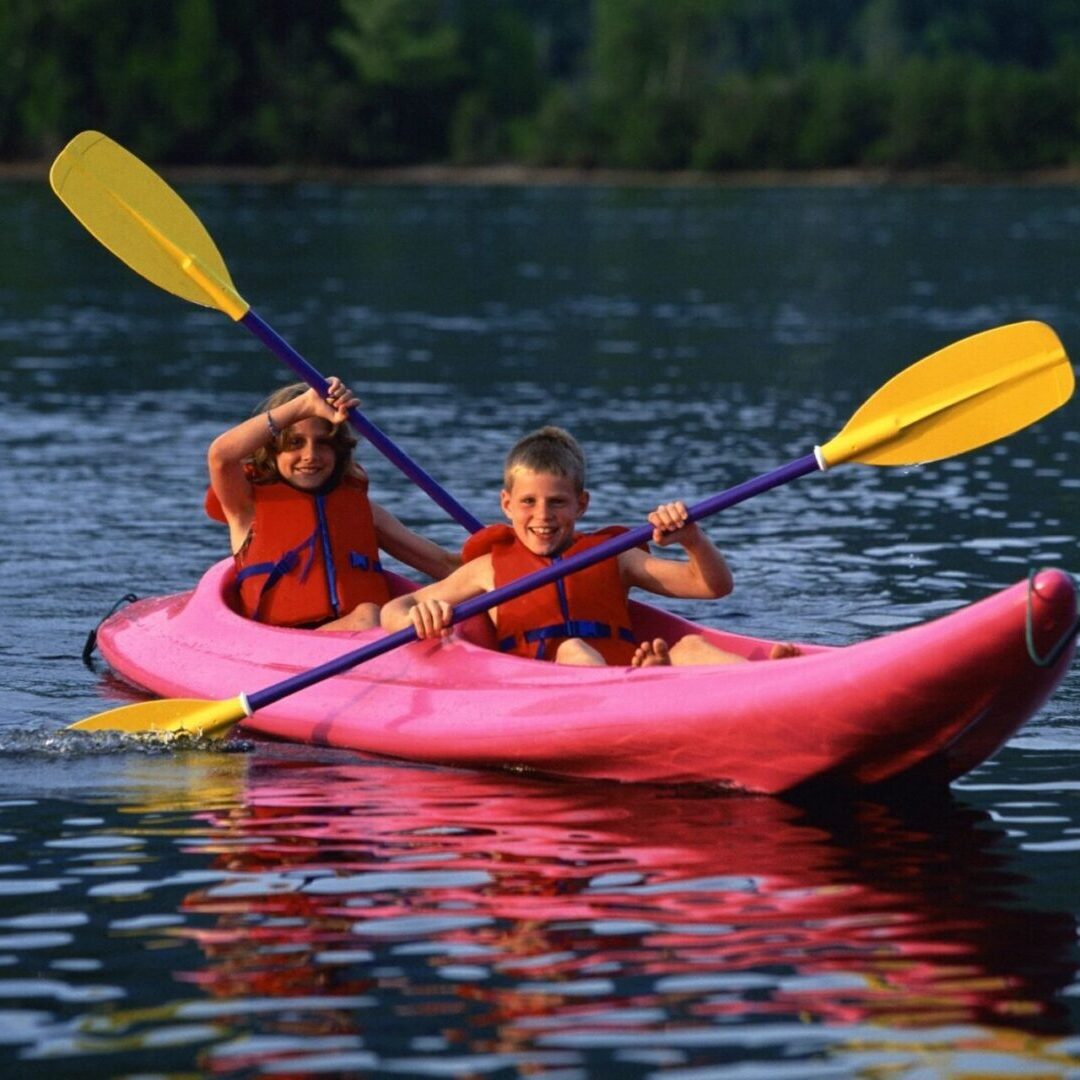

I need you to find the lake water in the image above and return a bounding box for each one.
[0,178,1078,1077]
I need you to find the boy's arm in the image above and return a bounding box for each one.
[380,555,494,637]
[371,503,462,581]
[618,501,734,600]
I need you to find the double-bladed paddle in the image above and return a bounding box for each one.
[68,320,1074,736]
[49,130,483,534]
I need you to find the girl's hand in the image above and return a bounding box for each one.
[408,598,455,640]
[298,376,358,424]
[322,376,358,423]
[648,500,700,547]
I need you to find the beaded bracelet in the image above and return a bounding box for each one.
[266,410,281,440]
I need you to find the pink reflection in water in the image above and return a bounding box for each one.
[171,756,1075,1074]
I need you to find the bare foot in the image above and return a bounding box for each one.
[769,642,801,660]
[632,638,672,667]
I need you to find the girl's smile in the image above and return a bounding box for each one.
[275,417,338,491]
[501,467,588,558]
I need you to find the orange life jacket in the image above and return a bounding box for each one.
[206,474,389,626]
[462,524,640,664]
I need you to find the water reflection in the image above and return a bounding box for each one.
[72,754,1076,1077]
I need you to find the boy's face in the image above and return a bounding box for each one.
[501,467,588,558]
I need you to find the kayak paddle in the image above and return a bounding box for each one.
[49,130,483,534]
[68,320,1073,736]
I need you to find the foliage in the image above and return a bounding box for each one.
[3,0,237,160]
[4,0,1080,172]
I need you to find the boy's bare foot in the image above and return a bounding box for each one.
[632,638,672,668]
[769,642,801,660]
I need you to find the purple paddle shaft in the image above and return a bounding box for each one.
[240,309,484,534]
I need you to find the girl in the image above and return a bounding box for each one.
[207,377,459,630]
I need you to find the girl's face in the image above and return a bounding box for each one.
[275,417,338,491]
[501,467,588,558]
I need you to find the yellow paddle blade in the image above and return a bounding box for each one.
[49,131,249,320]
[818,321,1073,468]
[67,696,249,738]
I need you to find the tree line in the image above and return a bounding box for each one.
[4,0,1079,173]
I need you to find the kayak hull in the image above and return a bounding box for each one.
[95,559,1077,794]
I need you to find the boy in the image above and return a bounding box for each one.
[381,425,757,666]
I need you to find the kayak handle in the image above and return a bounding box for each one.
[1025,568,1080,668]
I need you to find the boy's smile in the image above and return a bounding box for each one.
[501,467,588,558]
[276,417,337,491]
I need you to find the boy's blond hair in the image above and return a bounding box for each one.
[504,426,586,492]
[247,382,360,484]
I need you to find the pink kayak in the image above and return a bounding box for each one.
[94,559,1077,794]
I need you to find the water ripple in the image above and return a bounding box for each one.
[2,181,1079,1078]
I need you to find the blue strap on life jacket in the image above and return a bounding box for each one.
[236,540,384,624]
[349,551,383,572]
[499,621,635,657]
[236,484,386,623]
[313,494,339,615]
[498,550,635,660]
[313,494,385,614]
[236,531,318,621]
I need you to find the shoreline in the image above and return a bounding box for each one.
[6,158,1080,188]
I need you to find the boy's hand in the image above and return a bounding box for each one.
[648,500,701,547]
[408,598,455,640]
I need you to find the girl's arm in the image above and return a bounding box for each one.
[206,378,354,552]
[372,503,462,581]
[380,556,494,637]
[618,501,734,600]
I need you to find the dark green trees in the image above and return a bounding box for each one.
[4,0,1078,172]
